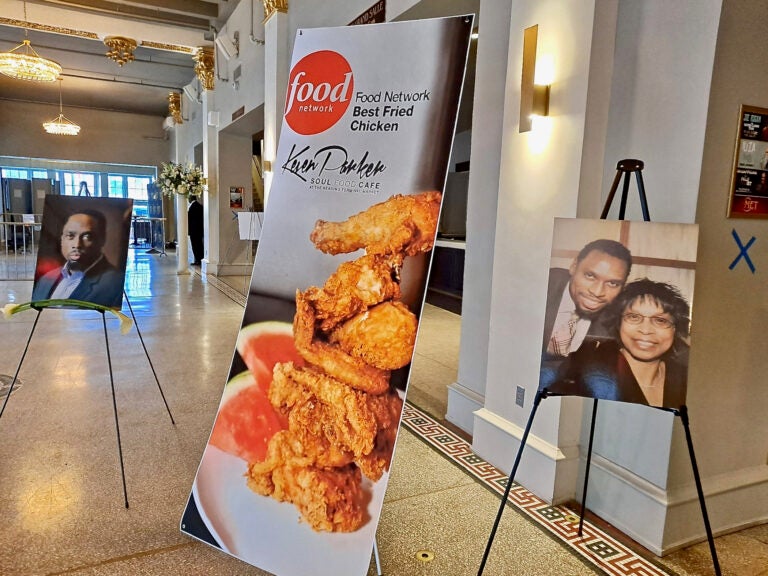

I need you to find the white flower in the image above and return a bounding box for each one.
[2,303,19,319]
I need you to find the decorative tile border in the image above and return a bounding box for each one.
[400,402,676,576]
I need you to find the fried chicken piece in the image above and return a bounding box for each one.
[272,362,379,458]
[304,253,403,332]
[329,301,418,370]
[248,457,365,532]
[310,191,442,257]
[294,292,391,395]
[356,389,404,481]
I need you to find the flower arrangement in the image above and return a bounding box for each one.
[157,162,206,197]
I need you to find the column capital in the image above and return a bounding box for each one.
[262,0,288,22]
[194,46,215,91]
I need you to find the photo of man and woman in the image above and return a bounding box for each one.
[538,218,699,410]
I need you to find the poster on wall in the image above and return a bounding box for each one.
[727,104,768,218]
[31,195,133,309]
[229,186,244,209]
[180,15,473,576]
[539,218,699,410]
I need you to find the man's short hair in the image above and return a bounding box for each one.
[66,209,107,247]
[575,239,632,278]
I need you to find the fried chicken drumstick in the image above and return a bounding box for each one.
[310,191,442,257]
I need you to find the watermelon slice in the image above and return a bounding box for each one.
[209,371,288,463]
[236,321,304,394]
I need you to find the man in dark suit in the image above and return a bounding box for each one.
[188,195,204,266]
[539,239,632,391]
[32,209,124,309]
[542,239,632,360]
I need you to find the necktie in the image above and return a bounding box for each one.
[549,312,578,356]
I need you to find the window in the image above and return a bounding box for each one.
[109,174,153,217]
[62,172,96,196]
[1,168,28,179]
[108,175,125,198]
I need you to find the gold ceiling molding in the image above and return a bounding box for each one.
[262,0,288,21]
[141,41,195,55]
[0,17,197,56]
[104,36,136,66]
[0,17,98,40]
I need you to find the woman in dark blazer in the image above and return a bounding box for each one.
[548,279,691,409]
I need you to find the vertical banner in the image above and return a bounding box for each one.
[181,16,473,576]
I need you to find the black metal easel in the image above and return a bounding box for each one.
[0,292,175,509]
[478,159,721,575]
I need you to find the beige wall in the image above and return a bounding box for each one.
[0,100,169,169]
[664,0,768,546]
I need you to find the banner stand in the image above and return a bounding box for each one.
[373,539,382,575]
[0,298,176,509]
[477,160,721,576]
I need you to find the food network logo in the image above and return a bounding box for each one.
[284,50,354,135]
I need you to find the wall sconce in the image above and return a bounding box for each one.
[519,25,551,133]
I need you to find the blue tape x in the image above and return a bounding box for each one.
[729,229,756,273]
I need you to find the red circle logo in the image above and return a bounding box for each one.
[284,51,354,135]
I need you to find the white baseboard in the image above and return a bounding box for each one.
[446,382,484,435]
[471,407,580,503]
[202,261,252,276]
[578,454,768,555]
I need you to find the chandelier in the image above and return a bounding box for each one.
[104,36,137,66]
[43,79,80,136]
[0,2,61,82]
[194,47,215,90]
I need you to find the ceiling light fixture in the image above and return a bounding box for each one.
[0,1,61,82]
[43,79,80,136]
[104,36,137,66]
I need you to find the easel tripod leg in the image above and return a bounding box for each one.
[578,398,598,537]
[102,313,130,509]
[477,389,545,576]
[679,406,721,576]
[0,309,42,420]
[123,292,175,425]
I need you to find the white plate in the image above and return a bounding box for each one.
[192,444,387,576]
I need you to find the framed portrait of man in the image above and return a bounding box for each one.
[538,218,699,410]
[32,196,133,310]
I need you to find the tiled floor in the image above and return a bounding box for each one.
[0,249,766,575]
